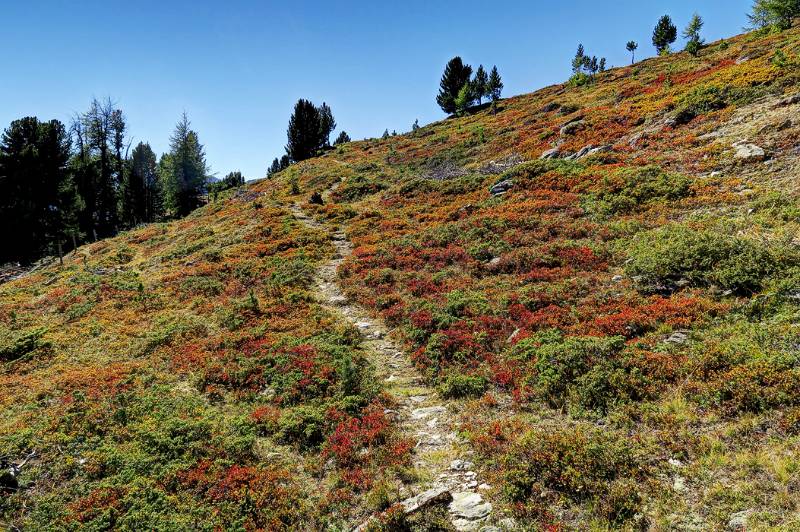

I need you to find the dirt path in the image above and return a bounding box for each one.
[289,197,495,531]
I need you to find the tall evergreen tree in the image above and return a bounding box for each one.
[81,98,123,237]
[121,142,161,227]
[473,65,489,105]
[162,113,209,217]
[286,99,323,162]
[487,66,503,102]
[318,102,336,148]
[572,44,587,73]
[0,117,74,263]
[436,57,473,115]
[652,15,678,54]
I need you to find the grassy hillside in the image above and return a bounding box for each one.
[3,25,800,530]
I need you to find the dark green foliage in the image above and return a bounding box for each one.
[674,85,728,124]
[162,113,209,217]
[652,15,678,54]
[626,41,638,64]
[473,65,489,105]
[626,224,796,294]
[334,131,351,145]
[0,117,77,263]
[318,102,336,148]
[487,66,503,103]
[437,373,487,398]
[0,327,50,361]
[589,165,692,214]
[286,99,335,162]
[121,142,162,227]
[209,171,245,198]
[502,425,649,522]
[436,57,473,115]
[268,155,290,176]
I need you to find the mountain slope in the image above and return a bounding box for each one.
[3,25,800,530]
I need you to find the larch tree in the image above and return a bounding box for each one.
[683,13,705,56]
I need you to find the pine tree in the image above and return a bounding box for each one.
[286,99,323,162]
[163,113,208,217]
[318,102,336,147]
[473,65,489,105]
[382,129,390,140]
[334,131,351,145]
[626,41,638,64]
[572,44,587,73]
[683,13,705,56]
[122,142,161,226]
[599,58,607,72]
[748,0,799,31]
[436,57,473,115]
[0,117,73,263]
[487,66,503,102]
[653,15,678,54]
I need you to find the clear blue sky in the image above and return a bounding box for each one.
[1,1,753,179]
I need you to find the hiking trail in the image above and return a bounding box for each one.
[289,189,495,531]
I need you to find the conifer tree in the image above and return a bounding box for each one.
[748,0,799,31]
[626,41,638,64]
[0,117,75,263]
[436,57,473,114]
[286,99,323,162]
[318,102,336,147]
[683,13,705,56]
[572,44,587,73]
[473,65,489,105]
[653,15,678,54]
[162,113,208,217]
[487,66,503,102]
[334,131,351,145]
[122,142,162,226]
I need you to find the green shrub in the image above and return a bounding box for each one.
[502,425,650,523]
[626,224,790,294]
[438,373,488,398]
[276,406,326,449]
[530,334,625,408]
[674,85,727,124]
[180,275,224,296]
[589,165,692,214]
[0,327,50,361]
[336,175,387,201]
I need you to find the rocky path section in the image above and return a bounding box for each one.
[289,200,495,531]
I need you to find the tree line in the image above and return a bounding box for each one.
[0,99,218,265]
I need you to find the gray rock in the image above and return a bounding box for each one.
[410,405,446,420]
[775,93,800,107]
[451,459,475,471]
[490,179,513,196]
[449,491,492,520]
[401,486,453,514]
[540,147,560,159]
[733,142,766,162]
[560,120,585,136]
[727,509,752,531]
[665,331,689,345]
[541,102,561,113]
[586,145,612,157]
